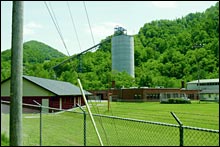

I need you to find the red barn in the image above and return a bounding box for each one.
[1,75,91,112]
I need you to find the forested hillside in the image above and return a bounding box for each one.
[134,2,219,88]
[1,2,219,90]
[1,40,67,80]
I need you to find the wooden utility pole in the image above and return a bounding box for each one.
[107,91,110,112]
[10,1,24,146]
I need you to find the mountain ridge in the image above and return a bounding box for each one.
[1,2,219,90]
[1,40,67,63]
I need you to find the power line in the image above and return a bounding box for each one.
[47,2,70,56]
[82,2,111,144]
[66,1,82,51]
[44,1,70,56]
[89,100,110,145]
[83,1,95,45]
[47,2,62,40]
[52,38,111,71]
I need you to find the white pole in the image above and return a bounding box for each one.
[77,78,104,146]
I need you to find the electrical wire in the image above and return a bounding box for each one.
[90,99,110,145]
[48,2,70,56]
[83,1,95,45]
[82,2,111,141]
[45,1,114,144]
[107,77,121,145]
[44,1,70,56]
[107,97,121,145]
[66,1,82,52]
[66,1,83,73]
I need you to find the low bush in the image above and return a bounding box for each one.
[1,133,9,146]
[161,98,191,104]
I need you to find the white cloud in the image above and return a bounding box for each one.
[151,1,177,8]
[24,22,42,36]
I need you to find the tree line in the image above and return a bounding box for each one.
[1,2,219,90]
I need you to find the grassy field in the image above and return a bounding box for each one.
[1,101,219,146]
[86,101,219,129]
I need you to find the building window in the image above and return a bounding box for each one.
[173,93,178,98]
[154,94,160,99]
[134,94,142,99]
[188,94,194,99]
[149,94,153,99]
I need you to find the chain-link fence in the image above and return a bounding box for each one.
[1,100,219,146]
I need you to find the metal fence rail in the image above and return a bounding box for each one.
[88,112,219,146]
[1,100,219,146]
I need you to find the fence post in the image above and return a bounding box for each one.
[171,112,183,146]
[76,103,86,146]
[33,100,42,146]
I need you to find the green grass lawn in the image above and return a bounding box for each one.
[86,101,219,129]
[1,101,219,146]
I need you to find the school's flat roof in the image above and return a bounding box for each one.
[187,78,219,84]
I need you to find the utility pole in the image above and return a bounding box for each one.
[107,91,110,112]
[10,1,24,146]
[197,56,201,102]
[193,43,204,102]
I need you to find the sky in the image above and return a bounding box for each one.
[1,1,218,56]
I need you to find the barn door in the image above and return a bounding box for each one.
[42,99,49,113]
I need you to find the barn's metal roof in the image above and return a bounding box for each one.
[187,78,219,84]
[23,75,91,96]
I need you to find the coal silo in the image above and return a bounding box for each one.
[111,26,134,77]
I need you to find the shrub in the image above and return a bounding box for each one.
[160,98,191,104]
[1,133,9,146]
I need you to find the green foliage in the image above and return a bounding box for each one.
[1,133,9,146]
[161,98,191,104]
[1,40,67,81]
[111,70,137,88]
[1,2,219,90]
[1,40,66,64]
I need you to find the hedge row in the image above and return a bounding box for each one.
[160,98,191,104]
